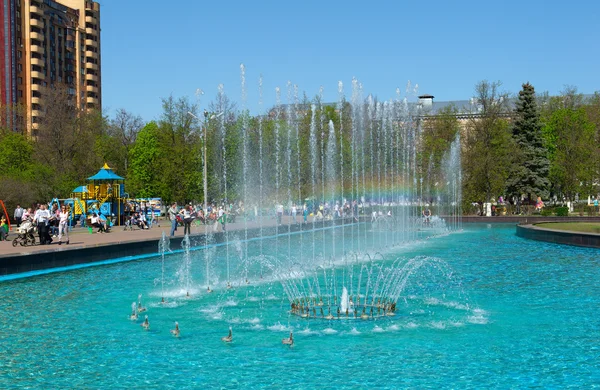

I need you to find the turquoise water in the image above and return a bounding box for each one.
[1,223,599,388]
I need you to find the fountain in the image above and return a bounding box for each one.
[3,69,597,389]
[161,68,465,315]
[158,231,170,302]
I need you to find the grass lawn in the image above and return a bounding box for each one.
[535,222,600,234]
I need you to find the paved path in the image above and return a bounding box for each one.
[0,216,312,257]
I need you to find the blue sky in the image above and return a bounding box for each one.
[99,0,600,121]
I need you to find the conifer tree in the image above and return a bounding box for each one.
[507,82,550,202]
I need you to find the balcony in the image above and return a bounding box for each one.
[85,15,96,24]
[86,96,98,104]
[31,109,43,118]
[31,84,41,91]
[86,85,97,92]
[31,96,41,104]
[30,70,45,80]
[30,5,43,16]
[31,57,44,66]
[85,62,98,70]
[85,73,98,82]
[85,50,96,57]
[30,31,44,41]
[85,27,98,36]
[30,18,43,28]
[85,39,98,48]
[30,44,44,54]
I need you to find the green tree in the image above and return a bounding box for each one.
[158,95,202,203]
[0,131,52,211]
[506,82,550,202]
[584,92,600,190]
[128,121,169,199]
[543,107,596,200]
[462,81,516,207]
[418,105,460,184]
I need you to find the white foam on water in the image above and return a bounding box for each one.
[322,328,338,335]
[404,322,419,329]
[387,324,400,331]
[251,324,265,330]
[298,327,319,336]
[267,322,290,332]
[199,305,223,320]
[248,317,261,324]
[467,314,488,325]
[222,298,238,307]
[372,325,385,333]
[347,328,361,335]
[430,321,446,329]
[424,297,470,311]
[148,301,182,309]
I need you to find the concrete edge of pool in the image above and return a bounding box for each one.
[0,218,365,278]
[3,217,599,279]
[516,223,600,249]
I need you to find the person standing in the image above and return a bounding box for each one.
[33,204,52,245]
[291,204,297,224]
[218,206,226,232]
[168,202,178,237]
[181,205,192,235]
[58,205,70,245]
[14,204,24,227]
[276,204,284,225]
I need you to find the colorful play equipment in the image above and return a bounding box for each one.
[0,200,11,232]
[69,163,127,226]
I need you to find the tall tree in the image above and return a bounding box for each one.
[418,105,460,184]
[107,108,144,173]
[506,83,550,202]
[543,107,596,200]
[462,81,516,207]
[34,85,106,195]
[127,121,169,199]
[158,95,202,203]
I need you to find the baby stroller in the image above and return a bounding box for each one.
[12,219,37,247]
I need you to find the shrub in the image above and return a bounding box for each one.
[555,207,569,217]
[540,208,554,216]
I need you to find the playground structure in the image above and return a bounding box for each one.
[66,163,127,226]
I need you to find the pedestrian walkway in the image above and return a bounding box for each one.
[0,216,318,258]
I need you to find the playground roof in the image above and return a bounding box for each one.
[87,163,124,181]
[72,186,89,193]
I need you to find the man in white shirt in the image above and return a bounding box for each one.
[291,204,297,224]
[33,204,52,245]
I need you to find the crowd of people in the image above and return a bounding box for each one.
[0,203,71,245]
[1,202,116,245]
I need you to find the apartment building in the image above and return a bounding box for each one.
[0,0,101,135]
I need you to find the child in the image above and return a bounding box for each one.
[0,216,8,241]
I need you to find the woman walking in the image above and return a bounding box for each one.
[58,205,70,245]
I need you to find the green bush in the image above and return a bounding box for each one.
[587,206,598,217]
[555,207,569,217]
[540,208,554,216]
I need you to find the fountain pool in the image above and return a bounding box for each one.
[1,223,599,388]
